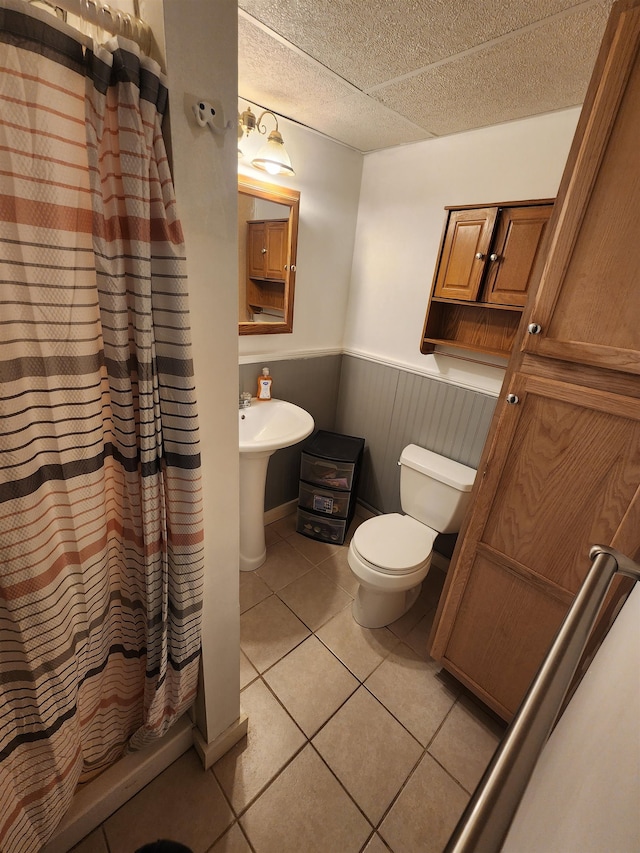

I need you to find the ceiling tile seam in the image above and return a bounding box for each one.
[358,0,612,95]
[238,6,363,97]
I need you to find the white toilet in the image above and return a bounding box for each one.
[348,444,476,628]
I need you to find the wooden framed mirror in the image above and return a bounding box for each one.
[238,174,300,335]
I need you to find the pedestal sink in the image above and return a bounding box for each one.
[239,399,314,571]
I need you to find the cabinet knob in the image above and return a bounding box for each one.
[527,323,542,335]
[290,264,297,272]
[506,393,519,405]
[475,252,485,260]
[489,253,499,262]
[284,264,288,271]
[261,247,267,254]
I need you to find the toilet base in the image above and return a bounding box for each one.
[352,582,422,629]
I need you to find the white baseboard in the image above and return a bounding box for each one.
[42,715,194,853]
[264,498,297,525]
[193,713,249,769]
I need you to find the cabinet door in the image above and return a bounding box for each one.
[484,205,552,307]
[247,221,266,278]
[264,221,287,279]
[434,207,498,300]
[523,5,640,374]
[431,372,640,719]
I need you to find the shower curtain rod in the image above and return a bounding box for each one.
[30,0,151,50]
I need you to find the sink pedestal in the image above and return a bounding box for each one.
[239,450,273,571]
[238,399,314,572]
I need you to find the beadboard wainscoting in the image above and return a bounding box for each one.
[336,355,497,515]
[238,354,497,529]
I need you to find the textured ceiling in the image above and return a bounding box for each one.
[238,0,615,152]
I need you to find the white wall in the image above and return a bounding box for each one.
[344,108,582,394]
[158,0,241,743]
[238,100,363,361]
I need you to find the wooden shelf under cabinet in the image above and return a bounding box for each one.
[421,200,553,358]
[422,299,523,359]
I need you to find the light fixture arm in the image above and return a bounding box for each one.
[238,106,280,138]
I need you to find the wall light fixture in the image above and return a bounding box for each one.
[238,106,295,176]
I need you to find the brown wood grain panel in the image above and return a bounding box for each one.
[443,553,567,718]
[482,379,640,593]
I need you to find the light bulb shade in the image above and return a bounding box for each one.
[251,130,295,176]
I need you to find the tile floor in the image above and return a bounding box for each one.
[72,512,505,853]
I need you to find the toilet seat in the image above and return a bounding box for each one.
[351,513,436,575]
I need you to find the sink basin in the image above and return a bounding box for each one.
[239,398,314,454]
[239,399,314,571]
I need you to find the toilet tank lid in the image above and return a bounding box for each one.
[399,445,476,492]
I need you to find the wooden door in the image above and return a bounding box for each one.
[432,373,640,718]
[247,221,266,278]
[434,208,498,300]
[523,4,640,374]
[484,205,552,307]
[264,220,287,279]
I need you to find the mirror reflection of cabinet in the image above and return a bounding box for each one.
[238,175,300,335]
[247,219,288,280]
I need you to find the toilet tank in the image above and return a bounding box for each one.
[399,445,476,534]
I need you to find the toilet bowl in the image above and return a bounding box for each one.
[347,445,476,629]
[348,513,437,628]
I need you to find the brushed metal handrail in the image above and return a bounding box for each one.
[444,545,640,853]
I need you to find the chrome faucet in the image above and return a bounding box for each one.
[239,392,252,409]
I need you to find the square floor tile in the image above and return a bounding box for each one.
[429,694,504,793]
[255,539,314,591]
[240,745,371,852]
[210,821,252,852]
[316,547,360,596]
[104,749,233,853]
[316,605,399,681]
[240,595,310,673]
[288,531,342,565]
[267,513,298,540]
[263,635,358,736]
[378,752,469,853]
[214,679,306,814]
[364,644,459,746]
[240,650,259,689]
[277,568,353,631]
[362,834,390,853]
[240,571,272,614]
[313,687,423,824]
[69,828,108,853]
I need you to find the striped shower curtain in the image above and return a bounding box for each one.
[0,3,205,851]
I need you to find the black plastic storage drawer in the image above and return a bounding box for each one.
[297,429,365,545]
[296,508,347,543]
[298,481,352,519]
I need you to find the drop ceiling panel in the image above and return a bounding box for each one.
[292,92,434,152]
[239,0,596,90]
[238,0,615,152]
[238,15,354,116]
[372,1,614,137]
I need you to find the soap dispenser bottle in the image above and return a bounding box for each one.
[257,366,273,400]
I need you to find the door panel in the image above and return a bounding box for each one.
[484,205,551,306]
[482,376,640,593]
[524,6,640,374]
[434,208,498,300]
[444,552,567,718]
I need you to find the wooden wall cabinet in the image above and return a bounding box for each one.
[429,0,640,722]
[246,218,288,313]
[421,201,552,358]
